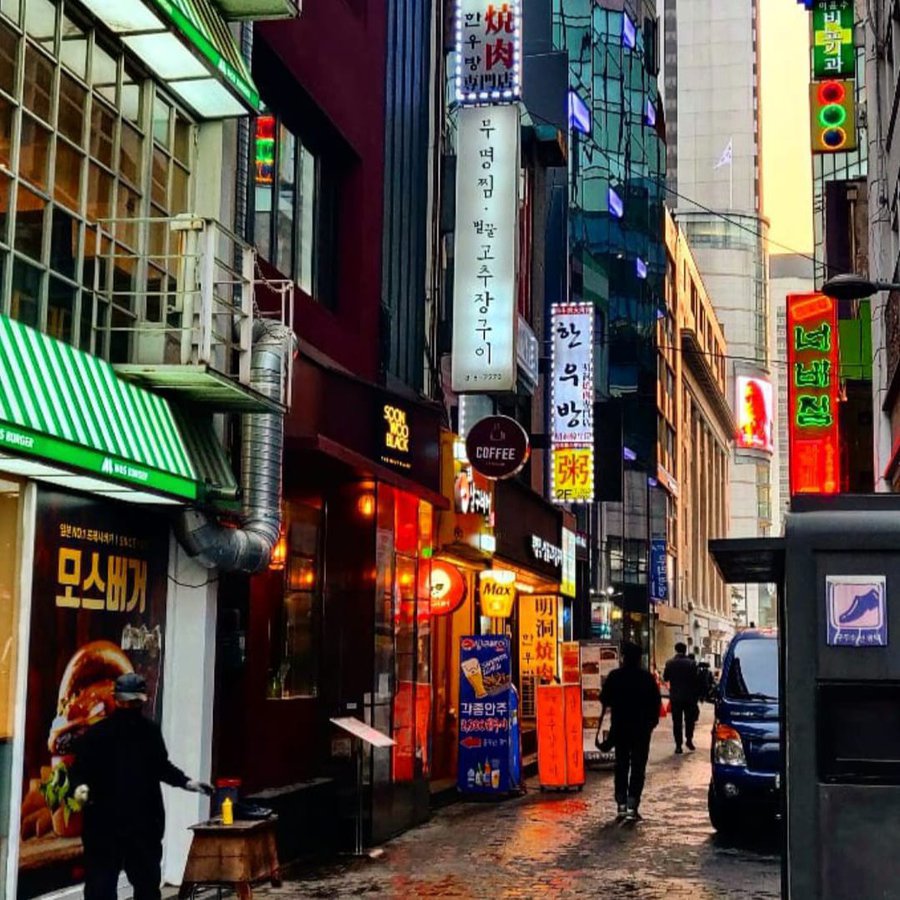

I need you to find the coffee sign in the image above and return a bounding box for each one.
[465,415,530,481]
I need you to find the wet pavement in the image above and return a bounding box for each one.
[268,708,781,899]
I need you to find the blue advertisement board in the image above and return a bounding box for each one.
[458,635,519,794]
[651,539,668,603]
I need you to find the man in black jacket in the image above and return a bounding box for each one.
[598,642,661,822]
[663,642,699,753]
[70,673,212,900]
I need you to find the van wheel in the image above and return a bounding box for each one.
[708,784,740,835]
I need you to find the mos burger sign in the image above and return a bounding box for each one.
[465,415,530,481]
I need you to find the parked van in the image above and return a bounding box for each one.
[708,629,780,832]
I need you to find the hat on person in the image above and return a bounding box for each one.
[114,672,148,703]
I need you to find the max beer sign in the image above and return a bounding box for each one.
[465,415,530,480]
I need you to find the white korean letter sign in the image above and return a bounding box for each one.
[456,1,522,104]
[550,302,595,504]
[551,304,594,445]
[452,105,520,393]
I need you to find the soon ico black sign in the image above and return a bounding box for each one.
[465,415,530,481]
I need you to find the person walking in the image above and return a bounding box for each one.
[663,642,700,753]
[597,642,661,822]
[70,672,213,900]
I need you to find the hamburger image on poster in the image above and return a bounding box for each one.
[21,642,134,841]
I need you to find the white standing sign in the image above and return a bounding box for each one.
[452,105,520,393]
[551,303,594,444]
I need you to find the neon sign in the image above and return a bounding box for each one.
[787,293,840,495]
[255,115,275,185]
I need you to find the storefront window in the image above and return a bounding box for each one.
[268,502,322,699]
[0,7,195,359]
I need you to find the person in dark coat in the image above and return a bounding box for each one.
[70,673,212,900]
[598,642,661,822]
[663,642,700,753]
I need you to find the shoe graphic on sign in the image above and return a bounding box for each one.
[838,588,881,626]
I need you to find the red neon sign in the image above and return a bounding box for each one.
[787,293,840,494]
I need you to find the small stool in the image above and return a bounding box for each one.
[178,817,281,900]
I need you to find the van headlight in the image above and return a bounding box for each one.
[714,723,747,767]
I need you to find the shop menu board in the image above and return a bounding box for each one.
[18,490,169,899]
[458,636,519,794]
[580,643,619,762]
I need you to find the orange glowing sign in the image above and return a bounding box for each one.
[424,561,467,616]
[787,292,840,494]
[735,375,774,454]
[479,569,516,617]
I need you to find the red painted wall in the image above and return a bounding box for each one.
[257,2,387,382]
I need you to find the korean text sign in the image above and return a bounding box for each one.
[813,0,854,79]
[787,293,840,495]
[551,304,594,503]
[519,595,559,687]
[18,490,168,898]
[458,636,515,793]
[452,105,519,393]
[456,0,521,104]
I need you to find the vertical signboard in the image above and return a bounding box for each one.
[519,594,559,694]
[456,0,522,104]
[812,0,854,78]
[787,293,840,495]
[458,636,517,793]
[452,105,520,393]
[650,539,668,604]
[561,528,577,598]
[550,303,595,503]
[18,491,168,898]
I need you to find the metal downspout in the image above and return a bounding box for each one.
[176,319,293,573]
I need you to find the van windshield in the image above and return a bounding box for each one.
[724,638,778,701]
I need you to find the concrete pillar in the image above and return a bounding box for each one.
[161,536,217,886]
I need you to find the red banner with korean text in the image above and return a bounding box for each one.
[18,490,168,898]
[787,293,841,494]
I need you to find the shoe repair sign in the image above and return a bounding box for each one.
[826,576,888,647]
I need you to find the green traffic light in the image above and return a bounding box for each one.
[819,103,846,128]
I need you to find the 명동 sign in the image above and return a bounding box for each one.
[826,576,888,647]
[452,105,520,392]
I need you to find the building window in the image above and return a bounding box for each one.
[0,6,195,359]
[268,502,323,699]
[254,112,338,307]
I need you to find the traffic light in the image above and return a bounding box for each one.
[810,79,857,153]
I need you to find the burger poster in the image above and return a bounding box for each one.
[18,490,168,898]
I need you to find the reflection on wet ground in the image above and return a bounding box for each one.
[264,709,780,899]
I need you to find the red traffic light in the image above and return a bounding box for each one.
[818,81,846,105]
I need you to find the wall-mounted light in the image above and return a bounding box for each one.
[357,493,375,518]
[269,530,287,571]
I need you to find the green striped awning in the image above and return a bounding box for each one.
[0,315,212,502]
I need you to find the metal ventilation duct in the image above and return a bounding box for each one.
[177,319,294,572]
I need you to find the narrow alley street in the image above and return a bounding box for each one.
[271,711,781,900]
